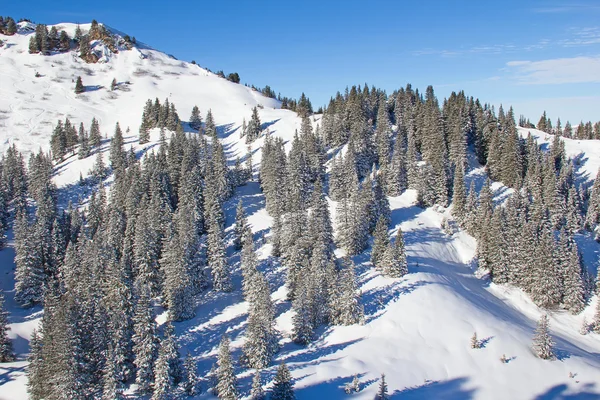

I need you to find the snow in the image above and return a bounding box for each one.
[518,126,600,182]
[1,22,600,400]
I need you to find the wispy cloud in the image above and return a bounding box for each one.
[560,27,600,46]
[412,44,518,57]
[532,4,600,13]
[506,56,600,84]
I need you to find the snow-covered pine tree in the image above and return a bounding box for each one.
[27,328,44,399]
[183,352,198,396]
[250,369,265,400]
[271,362,295,400]
[381,227,408,278]
[161,227,195,321]
[78,122,90,159]
[102,345,123,400]
[330,258,364,325]
[291,274,314,345]
[75,76,84,94]
[246,106,262,143]
[532,314,555,360]
[452,162,467,223]
[371,216,389,270]
[470,332,479,349]
[243,269,278,368]
[189,105,202,131]
[89,117,102,149]
[385,144,408,196]
[560,234,585,314]
[0,292,14,362]
[132,283,158,394]
[110,122,127,173]
[234,199,250,250]
[14,211,45,307]
[216,334,237,400]
[375,373,389,400]
[152,337,174,400]
[585,168,600,230]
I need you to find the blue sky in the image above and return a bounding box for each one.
[4,0,600,123]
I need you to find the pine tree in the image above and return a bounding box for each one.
[102,345,123,400]
[189,105,202,131]
[250,369,265,400]
[371,216,389,270]
[183,352,198,396]
[291,274,314,345]
[110,122,127,172]
[561,237,585,314]
[234,199,249,250]
[243,268,278,368]
[594,295,600,334]
[132,284,158,394]
[216,334,237,400]
[75,76,84,94]
[375,374,389,400]
[470,332,479,349]
[0,292,14,362]
[29,35,40,53]
[330,258,364,325]
[452,163,467,222]
[380,228,408,278]
[152,337,174,400]
[78,122,90,159]
[14,211,45,307]
[271,362,295,400]
[246,107,262,143]
[27,328,43,399]
[532,314,555,360]
[89,117,102,149]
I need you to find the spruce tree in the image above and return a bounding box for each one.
[14,211,45,307]
[381,228,408,278]
[330,258,364,325]
[89,117,102,149]
[189,105,202,131]
[452,163,467,223]
[0,292,14,362]
[251,369,265,400]
[234,199,250,250]
[291,274,314,345]
[532,314,555,360]
[132,283,158,394]
[152,337,174,400]
[75,76,84,94]
[271,362,295,400]
[371,216,389,270]
[376,373,389,400]
[216,334,237,400]
[183,352,198,396]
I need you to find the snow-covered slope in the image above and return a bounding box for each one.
[518,126,600,182]
[1,22,600,400]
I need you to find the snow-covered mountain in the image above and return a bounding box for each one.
[1,21,600,400]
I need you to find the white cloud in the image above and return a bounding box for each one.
[505,56,600,84]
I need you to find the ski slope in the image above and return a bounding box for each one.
[1,22,600,400]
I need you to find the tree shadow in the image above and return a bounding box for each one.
[534,383,598,400]
[479,336,494,348]
[82,85,104,92]
[261,119,280,132]
[392,377,476,399]
[294,373,370,399]
[0,364,26,386]
[362,280,429,322]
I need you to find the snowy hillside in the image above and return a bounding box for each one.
[1,21,600,400]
